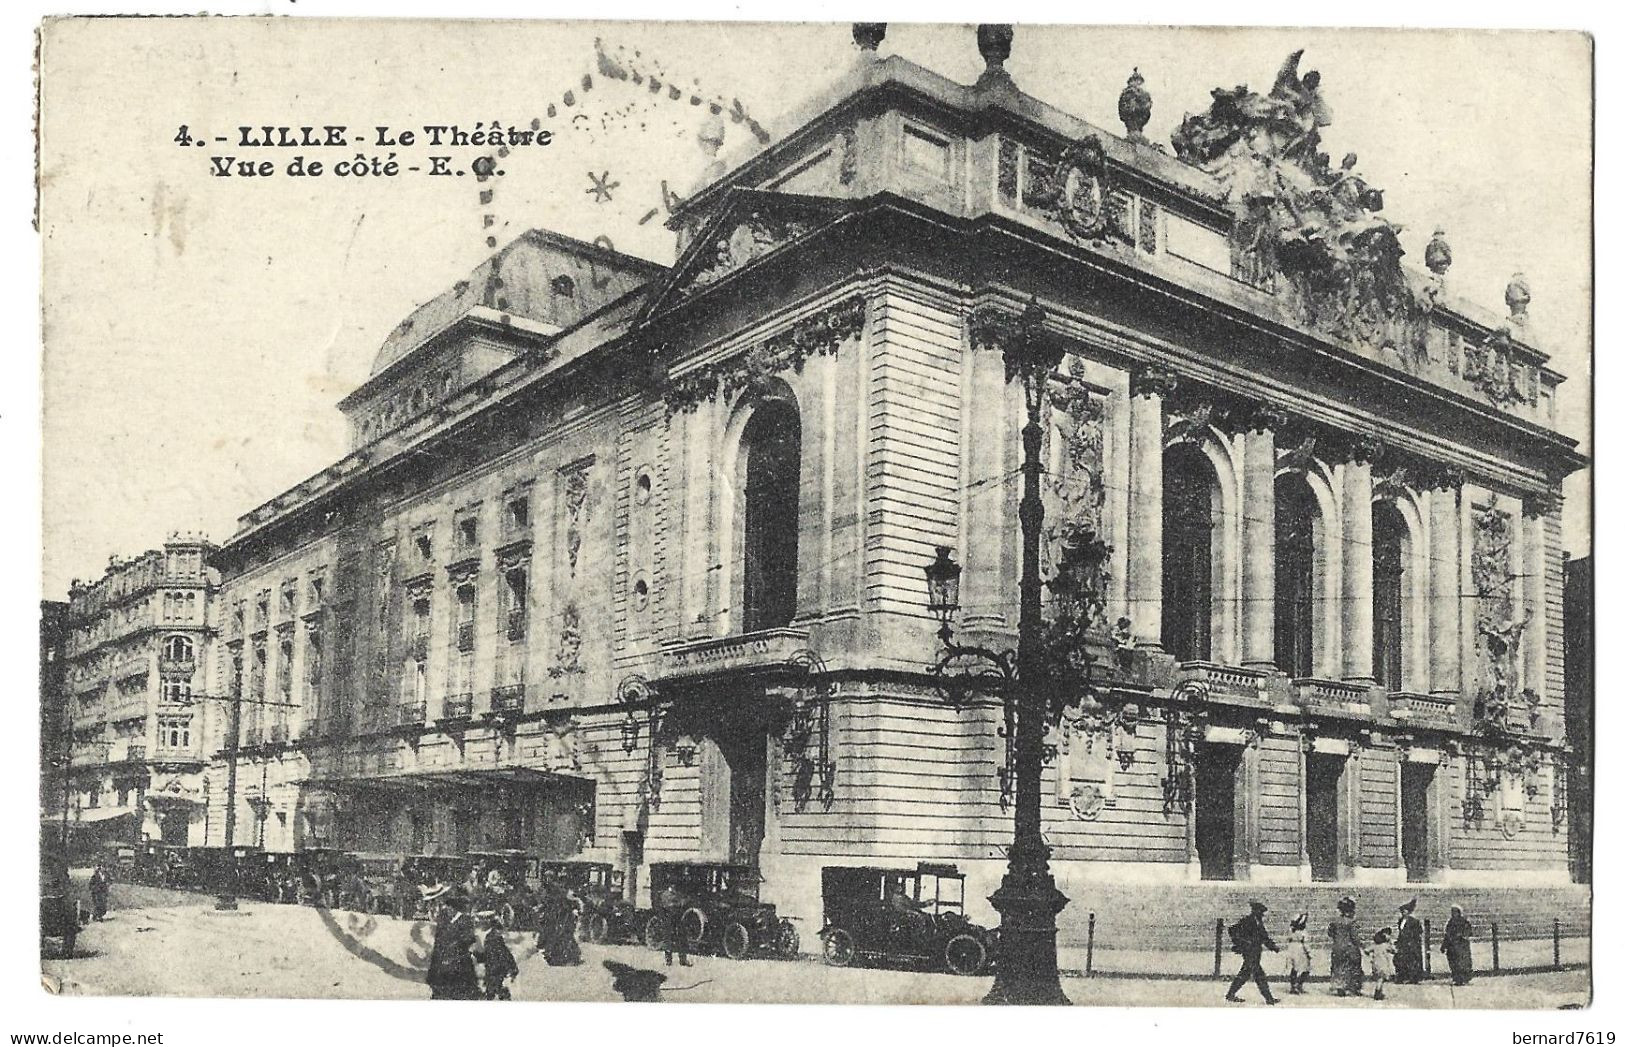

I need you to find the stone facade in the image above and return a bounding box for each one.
[55,535,219,849]
[202,50,1584,935]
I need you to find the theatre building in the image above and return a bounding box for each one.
[205,31,1586,936]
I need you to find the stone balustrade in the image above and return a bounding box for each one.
[658,628,812,681]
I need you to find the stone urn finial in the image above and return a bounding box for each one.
[1425,227,1452,276]
[1118,68,1152,144]
[1506,271,1532,323]
[852,23,887,53]
[975,24,1015,89]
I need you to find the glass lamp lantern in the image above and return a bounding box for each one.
[924,546,962,624]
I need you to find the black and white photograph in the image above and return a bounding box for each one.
[23,10,1597,1027]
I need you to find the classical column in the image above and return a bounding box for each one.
[1427,478,1463,696]
[1241,408,1285,669]
[1128,367,1173,648]
[1340,442,1379,684]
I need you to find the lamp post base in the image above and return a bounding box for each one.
[983,844,1071,1005]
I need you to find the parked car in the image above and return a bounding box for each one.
[348,852,412,916]
[641,862,799,960]
[534,859,636,943]
[466,849,538,929]
[98,841,136,880]
[817,862,995,975]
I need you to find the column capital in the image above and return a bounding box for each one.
[1129,364,1178,399]
[1244,402,1292,434]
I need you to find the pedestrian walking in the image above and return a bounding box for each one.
[425,886,480,1000]
[88,864,111,921]
[1442,904,1474,986]
[1328,896,1365,996]
[547,889,583,966]
[1366,927,1397,1001]
[1394,897,1425,983]
[658,884,692,967]
[474,911,519,1000]
[1283,912,1312,994]
[1225,900,1280,1005]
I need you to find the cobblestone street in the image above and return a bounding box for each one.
[40,885,1589,1009]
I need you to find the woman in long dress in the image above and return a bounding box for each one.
[1442,904,1474,986]
[1394,899,1425,983]
[1327,895,1364,996]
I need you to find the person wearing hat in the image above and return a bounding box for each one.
[1328,895,1365,996]
[474,910,519,1000]
[1224,900,1280,1005]
[1442,903,1474,986]
[425,886,480,1000]
[1394,897,1425,983]
[1283,912,1312,994]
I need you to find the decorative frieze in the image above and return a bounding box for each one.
[662,294,867,414]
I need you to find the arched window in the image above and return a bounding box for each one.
[1162,444,1215,661]
[741,399,801,632]
[1275,473,1319,678]
[1373,500,1407,689]
[163,635,194,663]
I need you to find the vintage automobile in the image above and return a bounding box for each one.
[817,862,996,975]
[98,841,136,880]
[348,852,413,916]
[133,841,179,886]
[640,862,799,960]
[465,849,538,929]
[534,859,637,943]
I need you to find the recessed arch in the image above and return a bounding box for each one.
[719,380,803,635]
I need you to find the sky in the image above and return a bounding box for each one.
[37,21,1593,596]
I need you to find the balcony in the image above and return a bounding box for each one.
[506,610,526,642]
[457,621,475,652]
[657,628,812,683]
[70,749,104,768]
[121,743,147,764]
[153,744,192,762]
[398,699,428,726]
[1174,661,1271,704]
[1389,691,1458,728]
[158,656,196,676]
[1293,677,1373,717]
[443,693,474,720]
[490,684,526,715]
[114,654,149,681]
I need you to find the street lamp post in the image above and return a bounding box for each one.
[924,296,1074,1005]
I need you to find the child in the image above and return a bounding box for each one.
[1284,912,1312,994]
[1366,926,1397,1001]
[475,911,519,1000]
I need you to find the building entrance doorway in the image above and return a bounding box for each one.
[158,807,189,846]
[1305,753,1344,881]
[715,722,768,866]
[1401,761,1435,881]
[1195,745,1242,880]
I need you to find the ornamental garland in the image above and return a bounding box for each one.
[660,295,868,415]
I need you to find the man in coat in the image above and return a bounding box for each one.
[88,864,111,921]
[425,887,480,1000]
[1394,897,1426,983]
[1225,900,1280,1005]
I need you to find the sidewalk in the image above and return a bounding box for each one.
[1058,937,1590,979]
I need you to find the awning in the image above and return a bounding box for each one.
[301,766,582,795]
[47,807,139,825]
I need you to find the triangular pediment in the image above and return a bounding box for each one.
[638,188,854,323]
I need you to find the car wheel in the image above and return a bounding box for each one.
[775,921,801,960]
[642,912,670,949]
[679,907,707,947]
[721,922,751,960]
[823,927,855,966]
[584,913,609,944]
[944,933,987,976]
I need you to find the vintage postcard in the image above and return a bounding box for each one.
[35,17,1593,1013]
